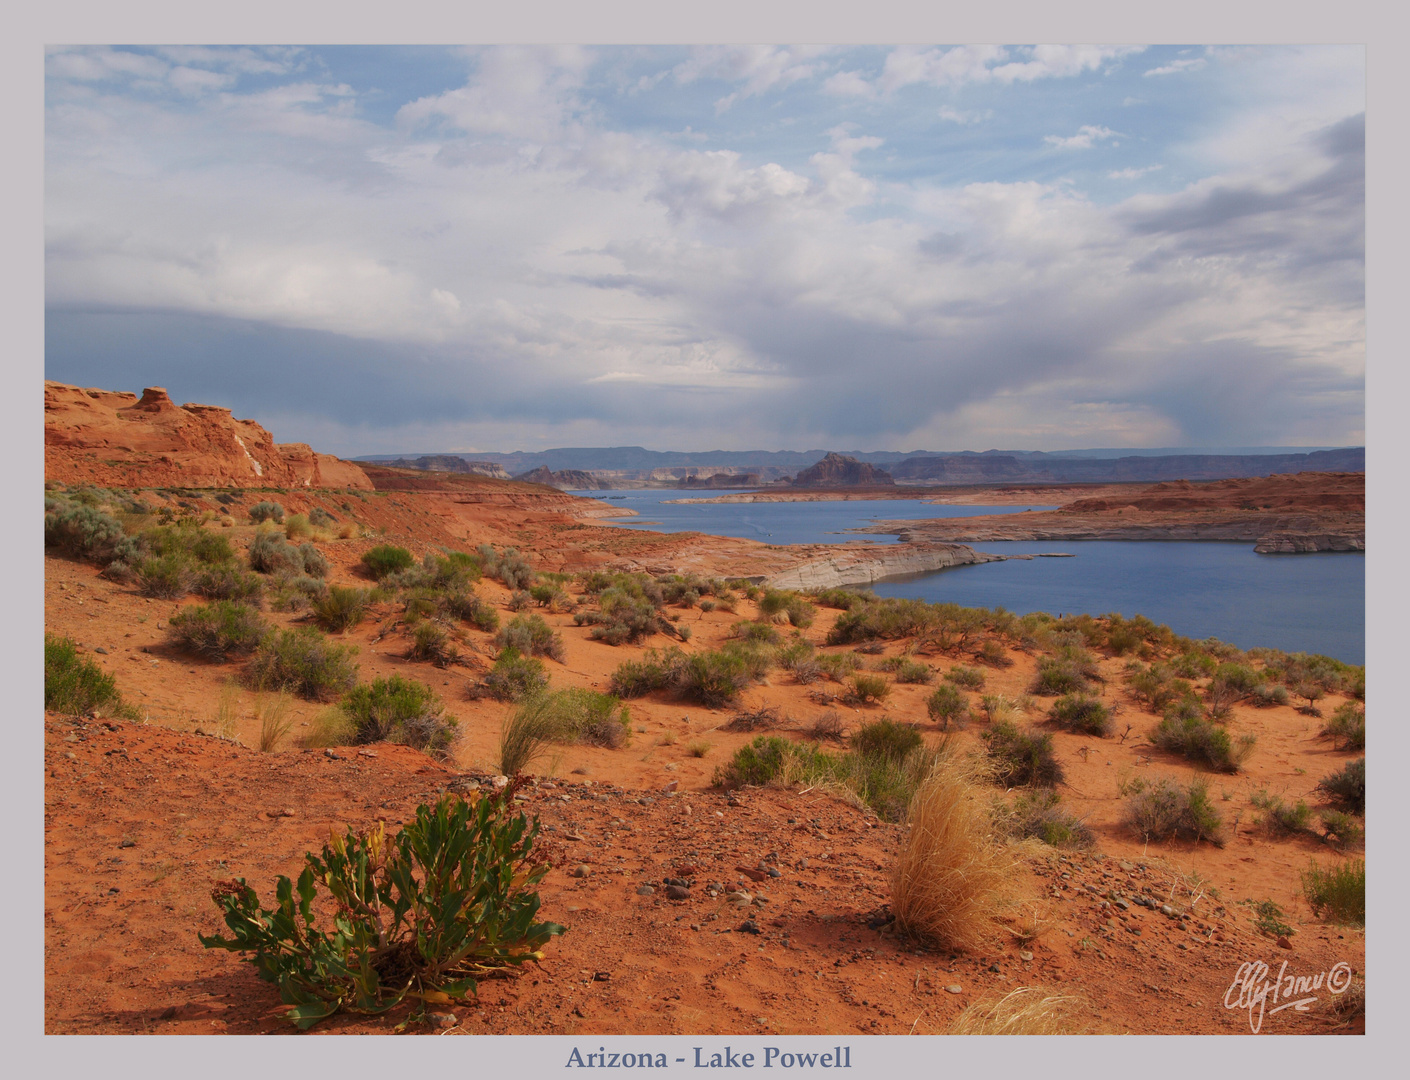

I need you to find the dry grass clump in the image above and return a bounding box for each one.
[889,751,1022,952]
[946,986,1100,1035]
[724,704,784,733]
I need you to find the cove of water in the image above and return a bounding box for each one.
[577,490,1365,665]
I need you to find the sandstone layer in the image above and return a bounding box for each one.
[44,382,373,490]
[763,542,1003,589]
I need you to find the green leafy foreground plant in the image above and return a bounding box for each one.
[199,790,566,1029]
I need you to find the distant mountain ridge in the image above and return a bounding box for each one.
[358,445,1363,487]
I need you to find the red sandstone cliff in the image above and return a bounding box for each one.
[44,382,373,490]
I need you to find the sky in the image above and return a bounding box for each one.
[43,44,1365,456]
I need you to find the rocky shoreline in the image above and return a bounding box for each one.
[763,542,1004,589]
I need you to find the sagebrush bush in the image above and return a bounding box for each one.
[1251,790,1313,835]
[195,565,265,605]
[1048,694,1112,736]
[530,688,631,749]
[926,683,968,730]
[361,544,415,580]
[339,674,458,756]
[1301,859,1364,925]
[678,650,754,707]
[44,500,130,562]
[168,601,269,660]
[1316,758,1365,814]
[247,500,285,524]
[983,720,1063,788]
[496,614,566,662]
[851,718,923,762]
[945,664,985,690]
[1319,810,1363,847]
[996,789,1093,848]
[733,620,783,646]
[609,653,675,698]
[1321,702,1365,751]
[1124,777,1224,844]
[1030,658,1089,696]
[809,587,868,610]
[477,545,536,590]
[269,573,327,613]
[407,622,461,667]
[200,793,565,1028]
[246,627,358,701]
[756,588,814,628]
[442,590,499,632]
[313,585,369,632]
[715,735,791,787]
[890,658,934,684]
[45,634,136,718]
[249,529,305,576]
[137,553,195,599]
[848,673,890,705]
[1149,714,1255,772]
[483,648,549,702]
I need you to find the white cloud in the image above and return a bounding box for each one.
[671,45,828,111]
[1144,57,1208,77]
[1044,125,1120,150]
[1109,165,1164,180]
[937,106,991,124]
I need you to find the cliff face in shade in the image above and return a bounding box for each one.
[44,381,373,490]
[513,466,613,490]
[381,455,511,479]
[787,452,895,487]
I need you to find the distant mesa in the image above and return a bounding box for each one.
[514,466,613,490]
[44,380,372,490]
[678,472,759,488]
[889,448,1364,485]
[383,455,510,480]
[785,452,895,488]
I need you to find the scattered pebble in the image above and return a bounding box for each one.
[666,884,691,901]
[572,864,592,879]
[945,985,963,995]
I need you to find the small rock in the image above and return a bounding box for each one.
[726,796,740,807]
[428,1012,457,1028]
[1161,905,1175,917]
[491,775,510,791]
[95,647,108,655]
[988,964,1001,973]
[739,920,761,935]
[666,884,691,901]
[637,885,656,896]
[1019,950,1033,962]
[324,749,342,760]
[945,985,963,995]
[572,864,592,879]
[663,780,679,793]
[1113,899,1130,911]
[119,839,135,848]
[767,868,781,878]
[159,1006,177,1020]
[1276,936,1293,950]
[593,971,611,982]
[726,890,752,905]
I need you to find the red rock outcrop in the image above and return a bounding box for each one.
[786,452,895,487]
[44,381,372,490]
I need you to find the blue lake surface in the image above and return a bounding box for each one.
[575,490,1365,665]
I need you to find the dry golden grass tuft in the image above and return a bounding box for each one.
[947,986,1102,1035]
[888,749,1023,952]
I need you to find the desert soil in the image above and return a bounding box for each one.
[44,499,1366,1036]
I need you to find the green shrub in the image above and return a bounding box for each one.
[313,586,369,632]
[1149,714,1255,772]
[168,601,269,661]
[44,500,131,562]
[1248,683,1291,708]
[495,614,565,662]
[308,507,338,529]
[848,673,890,705]
[817,652,861,682]
[715,735,791,787]
[577,588,668,644]
[1170,650,1217,679]
[1316,758,1364,814]
[248,500,285,523]
[442,590,498,632]
[888,658,934,684]
[297,543,329,578]
[269,573,327,613]
[944,664,985,690]
[534,688,631,749]
[1321,702,1365,752]
[45,634,135,717]
[733,621,783,646]
[246,627,359,702]
[1048,694,1111,736]
[361,544,415,581]
[982,721,1063,787]
[1301,859,1365,925]
[1030,658,1089,696]
[137,553,195,599]
[996,789,1092,848]
[1251,789,1313,835]
[476,545,536,590]
[339,674,458,756]
[483,648,548,702]
[1248,899,1294,938]
[407,622,461,667]
[776,638,816,673]
[199,793,565,1029]
[608,648,682,698]
[1319,810,1363,847]
[498,694,559,776]
[756,588,814,628]
[249,529,305,575]
[677,650,753,707]
[195,565,265,605]
[1124,777,1225,844]
[925,684,968,729]
[851,718,923,762]
[809,587,868,610]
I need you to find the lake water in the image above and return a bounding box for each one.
[577,490,1365,665]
